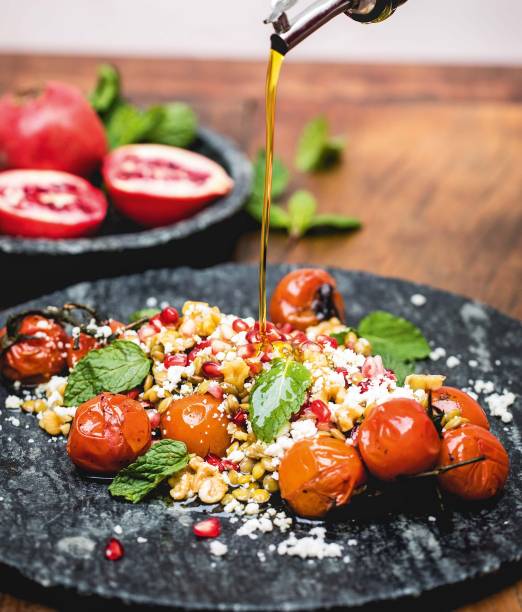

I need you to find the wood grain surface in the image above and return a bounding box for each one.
[0,53,520,612]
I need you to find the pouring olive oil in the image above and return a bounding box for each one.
[258,0,409,334]
[258,49,284,337]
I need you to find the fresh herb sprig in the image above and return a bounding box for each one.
[89,64,198,150]
[295,116,345,172]
[246,150,361,238]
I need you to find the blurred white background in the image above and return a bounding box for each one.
[1,0,522,64]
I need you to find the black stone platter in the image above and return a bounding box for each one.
[0,264,521,611]
[0,127,252,256]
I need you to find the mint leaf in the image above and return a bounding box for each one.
[380,352,415,386]
[288,190,316,237]
[109,440,189,503]
[249,358,312,443]
[246,198,290,229]
[89,64,121,115]
[309,214,361,232]
[145,102,198,148]
[130,308,160,323]
[104,104,155,149]
[64,340,151,406]
[295,116,345,172]
[358,311,430,363]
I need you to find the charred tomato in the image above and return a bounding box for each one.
[67,392,152,474]
[269,268,345,331]
[433,386,489,430]
[358,398,441,481]
[0,314,68,384]
[102,144,234,227]
[0,81,107,177]
[160,393,231,457]
[278,437,366,518]
[0,170,108,239]
[437,424,509,500]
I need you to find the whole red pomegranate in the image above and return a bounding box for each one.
[0,81,107,178]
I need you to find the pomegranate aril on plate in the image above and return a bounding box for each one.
[309,399,331,423]
[164,353,189,368]
[159,306,179,326]
[317,334,338,349]
[105,538,124,561]
[205,453,222,469]
[202,361,222,378]
[207,381,224,400]
[232,319,249,333]
[193,517,221,538]
[147,409,160,429]
[232,410,248,426]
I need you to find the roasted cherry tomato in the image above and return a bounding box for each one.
[437,424,509,500]
[278,437,366,518]
[103,144,234,228]
[67,392,151,474]
[65,319,124,369]
[358,399,441,481]
[0,315,68,383]
[160,393,231,457]
[433,386,489,430]
[269,268,345,331]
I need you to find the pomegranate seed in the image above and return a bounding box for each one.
[207,381,224,400]
[205,453,222,469]
[277,322,294,334]
[164,353,188,368]
[317,334,338,349]
[159,306,179,326]
[260,351,272,363]
[147,409,160,429]
[126,389,140,400]
[232,410,248,426]
[300,340,322,352]
[246,330,261,344]
[309,399,331,423]
[232,319,249,333]
[336,367,349,378]
[150,314,163,331]
[362,356,385,379]
[188,340,211,362]
[289,330,307,345]
[385,368,397,381]
[193,517,221,538]
[105,538,124,561]
[202,361,222,378]
[220,459,239,472]
[358,379,371,393]
[237,344,258,359]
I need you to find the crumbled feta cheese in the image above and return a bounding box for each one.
[146,297,158,307]
[5,395,23,409]
[137,536,148,543]
[486,391,515,423]
[278,527,342,559]
[468,359,478,368]
[410,294,427,307]
[290,418,317,441]
[209,540,228,556]
[244,502,260,515]
[113,525,123,535]
[446,356,460,369]
[227,449,245,463]
[429,347,446,361]
[237,517,273,537]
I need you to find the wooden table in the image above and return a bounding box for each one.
[0,54,521,612]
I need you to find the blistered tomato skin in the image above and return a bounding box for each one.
[66,333,99,369]
[160,393,231,457]
[103,144,234,228]
[437,424,509,500]
[278,437,366,519]
[0,315,68,384]
[67,393,152,474]
[358,399,441,481]
[433,386,489,430]
[269,269,345,331]
[0,81,107,177]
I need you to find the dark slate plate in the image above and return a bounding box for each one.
[0,264,521,611]
[0,127,252,255]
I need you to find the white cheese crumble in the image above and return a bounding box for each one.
[486,391,515,423]
[277,527,342,559]
[5,395,23,409]
[410,294,427,307]
[446,356,461,369]
[429,347,446,362]
[209,540,228,556]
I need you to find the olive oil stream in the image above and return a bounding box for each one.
[258,49,284,337]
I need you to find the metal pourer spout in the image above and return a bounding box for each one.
[266,0,408,55]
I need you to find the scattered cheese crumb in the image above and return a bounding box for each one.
[113,525,123,535]
[5,395,22,409]
[410,294,427,307]
[486,391,515,424]
[277,527,342,559]
[429,347,446,362]
[446,356,460,369]
[209,540,228,556]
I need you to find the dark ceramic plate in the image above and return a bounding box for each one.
[0,128,252,255]
[0,264,521,611]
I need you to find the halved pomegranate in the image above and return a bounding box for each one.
[0,170,108,239]
[102,144,234,227]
